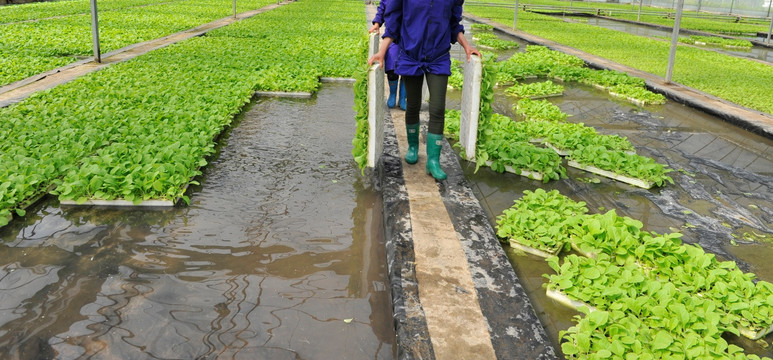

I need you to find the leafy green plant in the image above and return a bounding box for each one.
[464,5,773,114]
[1,0,368,216]
[473,32,519,50]
[496,189,587,254]
[545,123,635,153]
[515,98,568,122]
[448,58,464,89]
[569,145,674,186]
[444,109,461,141]
[609,84,667,105]
[679,35,753,49]
[471,23,494,31]
[504,80,564,98]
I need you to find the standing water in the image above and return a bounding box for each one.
[0,84,395,359]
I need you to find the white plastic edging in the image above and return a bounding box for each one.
[544,142,571,156]
[367,63,385,168]
[527,93,563,100]
[60,198,176,207]
[509,240,560,259]
[546,289,599,313]
[484,160,544,181]
[254,91,312,98]
[319,77,356,83]
[567,160,654,189]
[459,54,482,162]
[570,242,599,259]
[739,324,773,340]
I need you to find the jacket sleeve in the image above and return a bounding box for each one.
[450,0,465,44]
[373,0,386,25]
[382,0,402,43]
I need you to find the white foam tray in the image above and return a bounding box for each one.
[567,160,654,189]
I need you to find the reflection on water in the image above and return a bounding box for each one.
[449,74,773,355]
[0,84,395,359]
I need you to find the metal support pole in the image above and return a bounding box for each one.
[666,0,684,83]
[513,0,519,30]
[570,0,573,8]
[696,0,701,15]
[638,0,643,21]
[767,16,773,43]
[233,0,236,17]
[89,0,101,63]
[728,0,734,15]
[767,0,772,19]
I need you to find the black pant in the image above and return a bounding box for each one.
[402,73,448,135]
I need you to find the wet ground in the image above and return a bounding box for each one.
[452,29,773,356]
[0,84,395,359]
[565,16,773,64]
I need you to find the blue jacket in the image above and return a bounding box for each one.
[373,0,386,25]
[373,0,398,72]
[383,0,465,76]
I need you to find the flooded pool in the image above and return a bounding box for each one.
[0,84,396,359]
[448,65,773,355]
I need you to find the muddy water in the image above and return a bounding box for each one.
[569,16,773,64]
[0,84,395,359]
[448,68,773,354]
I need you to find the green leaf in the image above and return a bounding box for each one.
[652,330,673,350]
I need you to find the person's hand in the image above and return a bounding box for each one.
[368,23,380,34]
[368,51,384,67]
[465,46,481,62]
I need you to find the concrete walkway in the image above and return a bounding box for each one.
[0,1,289,108]
[463,13,773,140]
[378,105,559,359]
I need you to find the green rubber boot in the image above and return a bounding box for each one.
[405,123,419,164]
[425,133,447,180]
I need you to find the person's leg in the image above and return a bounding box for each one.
[402,75,424,164]
[386,71,399,108]
[424,73,449,180]
[398,76,407,111]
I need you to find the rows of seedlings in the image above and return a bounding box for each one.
[0,0,366,226]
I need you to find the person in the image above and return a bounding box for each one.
[368,0,479,181]
[368,0,405,110]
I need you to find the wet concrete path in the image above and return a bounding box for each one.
[0,84,395,359]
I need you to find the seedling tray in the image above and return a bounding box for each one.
[546,289,598,313]
[567,160,654,189]
[484,160,544,181]
[509,239,561,259]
